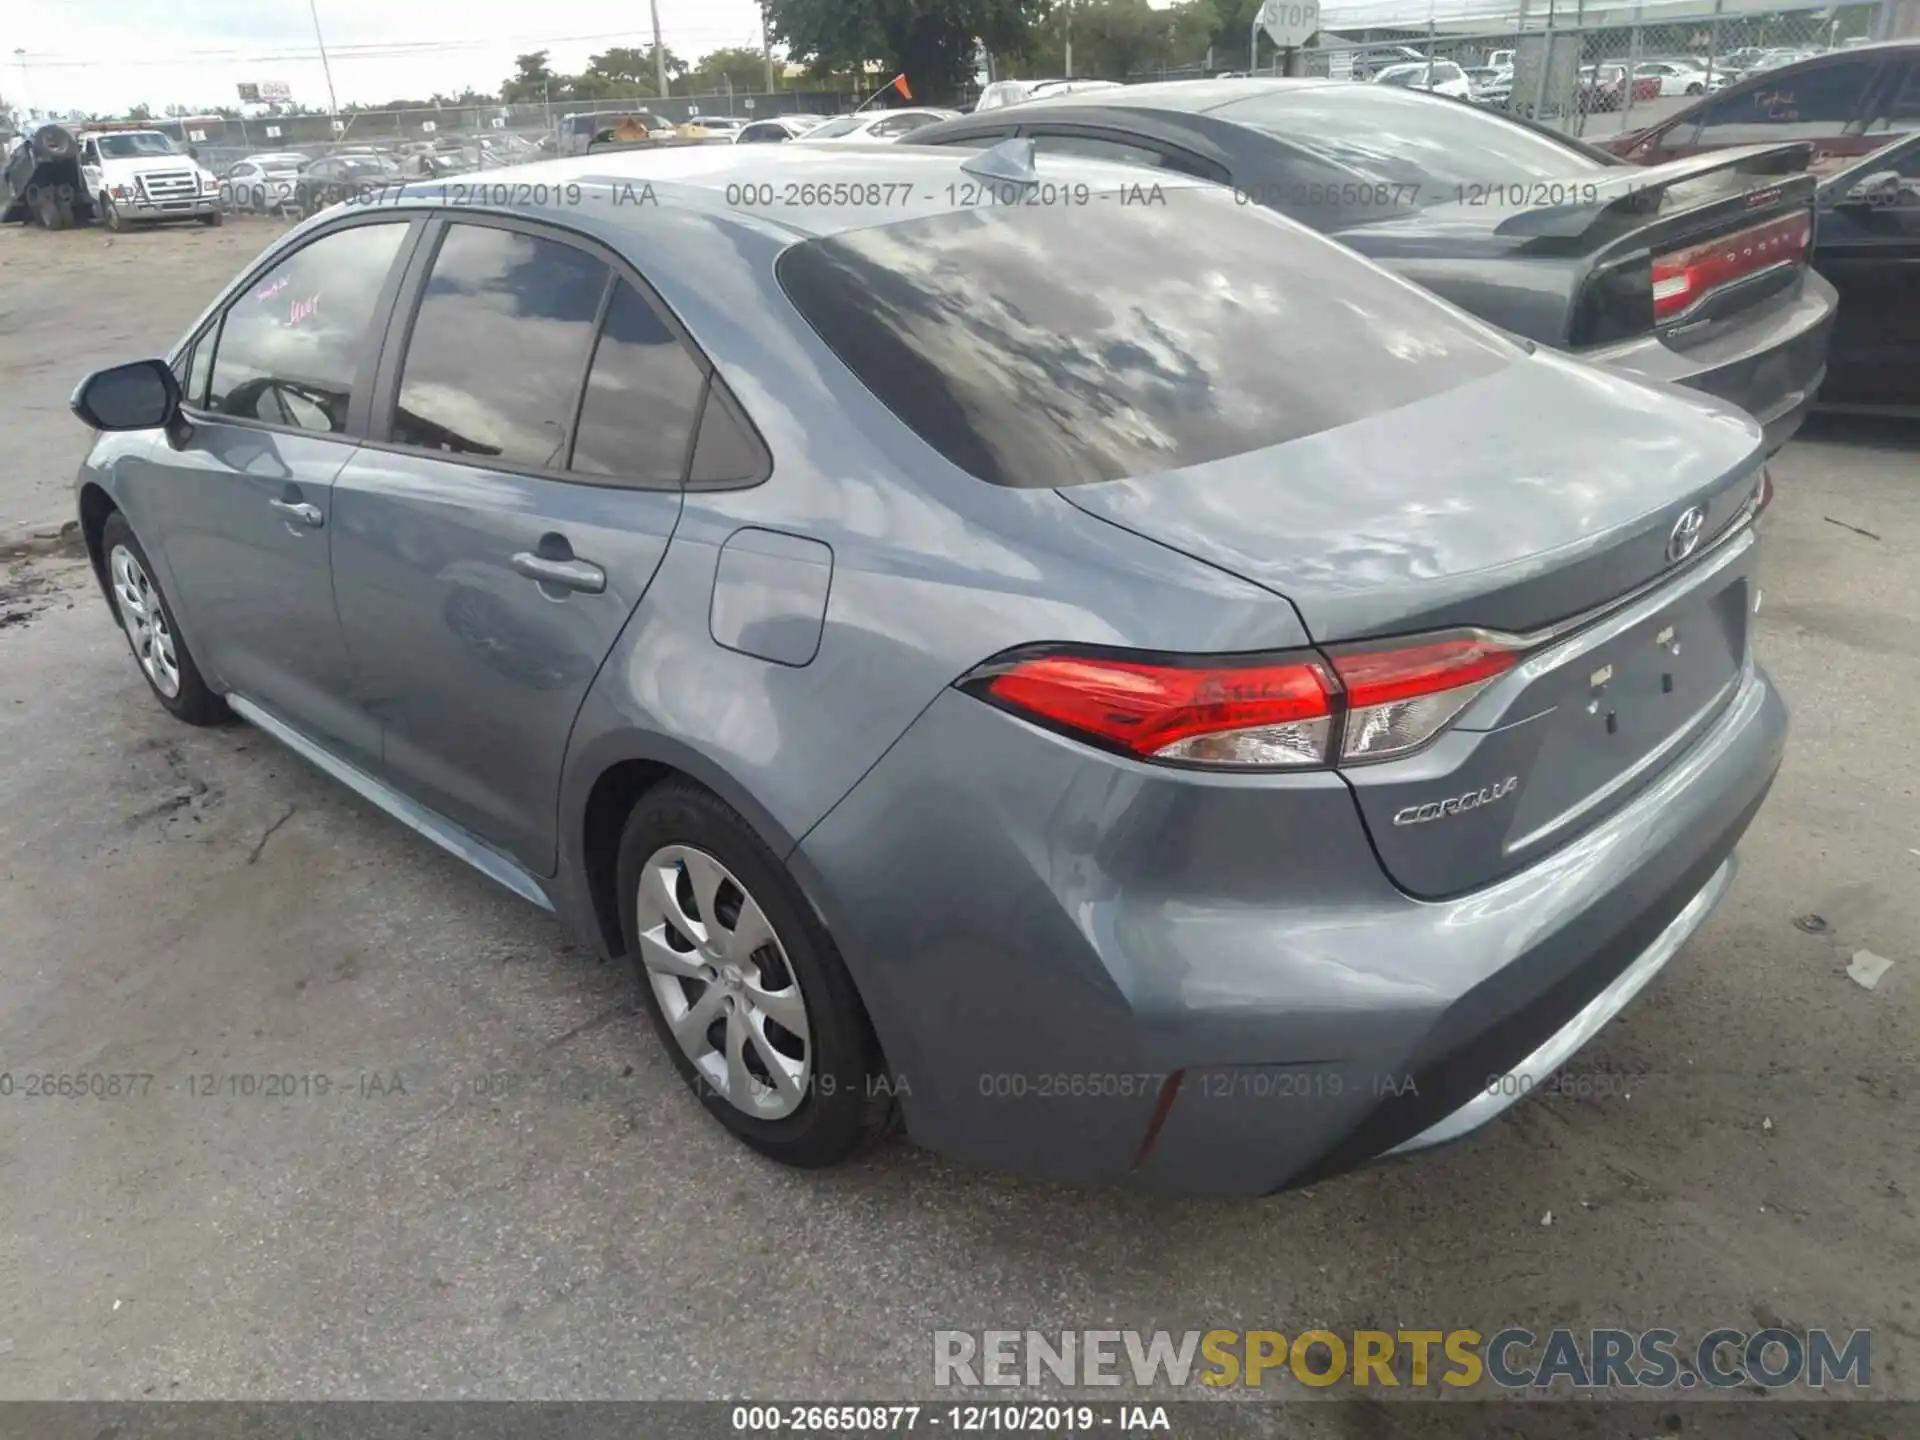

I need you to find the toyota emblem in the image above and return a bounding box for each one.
[1667,505,1707,565]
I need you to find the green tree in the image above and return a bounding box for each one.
[587,45,688,89]
[689,46,771,94]
[127,102,154,120]
[501,51,557,104]
[1207,0,1263,69]
[768,0,1046,102]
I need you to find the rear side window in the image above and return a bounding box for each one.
[777,192,1513,488]
[392,223,607,466]
[204,220,409,431]
[1687,60,1876,146]
[1866,60,1920,135]
[570,279,707,482]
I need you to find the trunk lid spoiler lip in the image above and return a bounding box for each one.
[1333,141,1817,245]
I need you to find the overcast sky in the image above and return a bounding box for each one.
[8,0,774,116]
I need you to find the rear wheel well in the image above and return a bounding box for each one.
[78,483,117,593]
[581,759,672,955]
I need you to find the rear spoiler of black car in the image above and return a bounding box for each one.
[1492,140,1816,240]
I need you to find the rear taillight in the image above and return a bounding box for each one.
[963,634,1518,771]
[1329,635,1517,761]
[1754,465,1775,516]
[1651,210,1811,322]
[975,652,1337,768]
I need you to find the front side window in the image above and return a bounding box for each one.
[777,191,1513,488]
[391,223,608,466]
[204,221,410,431]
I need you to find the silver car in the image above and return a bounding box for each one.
[68,142,1786,1196]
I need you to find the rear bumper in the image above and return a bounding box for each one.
[795,656,1786,1199]
[1582,270,1836,453]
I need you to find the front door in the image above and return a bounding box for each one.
[1816,140,1920,409]
[141,217,417,768]
[330,217,708,874]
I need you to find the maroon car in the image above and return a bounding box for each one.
[1609,39,1920,170]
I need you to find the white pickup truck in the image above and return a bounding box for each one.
[78,127,223,229]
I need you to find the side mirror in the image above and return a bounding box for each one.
[1836,169,1904,209]
[70,359,181,433]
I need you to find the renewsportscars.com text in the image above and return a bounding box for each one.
[933,1328,1871,1391]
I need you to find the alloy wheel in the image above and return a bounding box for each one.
[634,844,813,1119]
[109,544,182,698]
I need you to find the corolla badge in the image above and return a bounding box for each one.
[1667,505,1708,565]
[1392,776,1519,827]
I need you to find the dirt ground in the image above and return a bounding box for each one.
[0,217,1916,1421]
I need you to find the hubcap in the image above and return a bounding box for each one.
[634,844,812,1119]
[108,544,181,698]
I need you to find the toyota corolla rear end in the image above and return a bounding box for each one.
[774,170,1787,1197]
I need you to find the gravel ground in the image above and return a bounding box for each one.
[0,217,1915,1416]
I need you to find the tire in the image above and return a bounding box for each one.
[100,513,226,726]
[617,779,887,1168]
[199,209,223,227]
[33,188,70,230]
[1687,82,1705,96]
[101,194,126,232]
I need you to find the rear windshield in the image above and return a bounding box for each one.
[1217,88,1609,219]
[776,190,1513,488]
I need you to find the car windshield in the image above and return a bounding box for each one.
[1217,88,1605,217]
[803,115,868,139]
[94,132,179,157]
[775,189,1512,488]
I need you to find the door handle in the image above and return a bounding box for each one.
[270,498,324,528]
[511,551,606,594]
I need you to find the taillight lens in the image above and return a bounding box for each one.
[964,634,1518,771]
[1651,210,1811,322]
[1753,465,1775,516]
[976,652,1336,768]
[1330,635,1517,761]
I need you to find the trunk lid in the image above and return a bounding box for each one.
[1059,350,1767,896]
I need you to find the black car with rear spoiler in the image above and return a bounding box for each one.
[906,78,1836,452]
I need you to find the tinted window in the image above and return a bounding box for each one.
[569,280,706,482]
[805,115,866,139]
[1866,60,1920,134]
[393,223,608,466]
[738,123,788,143]
[1216,87,1601,219]
[777,192,1513,488]
[205,221,408,430]
[1689,60,1874,145]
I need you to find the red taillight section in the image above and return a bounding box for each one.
[1651,210,1812,322]
[1754,465,1775,516]
[983,653,1336,766]
[969,634,1519,770]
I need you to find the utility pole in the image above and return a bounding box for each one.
[1064,0,1073,76]
[12,48,31,123]
[307,0,340,128]
[651,0,668,97]
[762,4,776,91]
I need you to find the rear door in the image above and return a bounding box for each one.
[329,215,712,874]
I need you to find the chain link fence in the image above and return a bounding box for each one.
[170,85,860,176]
[1284,0,1891,141]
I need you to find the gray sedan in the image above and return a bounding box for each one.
[67,141,1785,1196]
